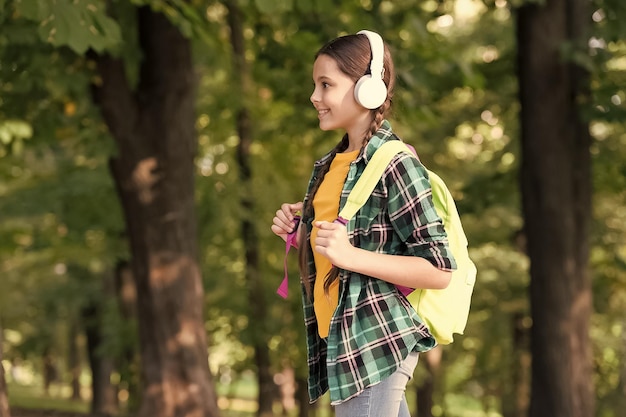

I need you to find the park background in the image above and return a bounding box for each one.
[0,0,624,417]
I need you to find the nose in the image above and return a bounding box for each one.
[310,87,320,105]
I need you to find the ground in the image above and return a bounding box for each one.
[10,409,89,417]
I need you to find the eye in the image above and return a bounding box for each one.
[322,82,330,88]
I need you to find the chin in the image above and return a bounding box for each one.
[318,121,338,132]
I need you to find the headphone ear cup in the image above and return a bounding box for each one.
[354,75,387,110]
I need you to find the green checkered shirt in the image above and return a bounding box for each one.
[300,120,457,404]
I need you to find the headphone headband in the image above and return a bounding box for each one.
[357,30,384,80]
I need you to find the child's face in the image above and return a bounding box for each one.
[310,55,371,138]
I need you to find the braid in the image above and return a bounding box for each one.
[299,136,349,298]
[321,102,392,294]
[360,100,392,152]
[375,102,390,133]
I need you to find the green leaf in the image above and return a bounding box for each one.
[24,0,122,54]
[92,10,123,45]
[15,0,51,20]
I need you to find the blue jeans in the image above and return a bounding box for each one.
[334,351,419,417]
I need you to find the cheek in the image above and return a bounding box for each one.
[339,87,358,107]
[341,91,368,116]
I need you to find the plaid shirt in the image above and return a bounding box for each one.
[299,120,457,404]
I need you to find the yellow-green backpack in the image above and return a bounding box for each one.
[337,140,477,345]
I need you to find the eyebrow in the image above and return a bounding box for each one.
[313,75,332,82]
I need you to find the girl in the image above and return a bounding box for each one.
[271,30,456,417]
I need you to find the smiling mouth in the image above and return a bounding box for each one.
[317,109,329,118]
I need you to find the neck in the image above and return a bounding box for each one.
[345,114,376,152]
[345,129,368,152]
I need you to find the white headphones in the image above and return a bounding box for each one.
[354,30,387,110]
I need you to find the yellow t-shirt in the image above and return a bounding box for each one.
[312,149,359,338]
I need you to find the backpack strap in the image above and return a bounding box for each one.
[338,140,417,297]
[337,140,414,221]
[277,140,415,298]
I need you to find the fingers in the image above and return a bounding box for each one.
[271,202,303,238]
[281,202,302,221]
[313,221,338,234]
[313,221,343,241]
[312,221,351,268]
[276,202,301,228]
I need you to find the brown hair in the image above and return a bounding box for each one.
[299,32,396,298]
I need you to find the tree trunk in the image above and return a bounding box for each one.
[275,367,296,415]
[415,346,441,417]
[83,288,117,416]
[502,312,530,417]
[0,322,10,417]
[42,348,57,396]
[83,303,105,413]
[68,321,82,400]
[225,2,275,417]
[619,328,626,410]
[295,377,309,417]
[91,6,220,417]
[516,1,594,416]
[114,260,141,411]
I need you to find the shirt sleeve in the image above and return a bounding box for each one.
[383,153,457,271]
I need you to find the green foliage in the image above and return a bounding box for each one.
[0,0,125,399]
[0,119,32,155]
[13,0,122,54]
[588,1,626,413]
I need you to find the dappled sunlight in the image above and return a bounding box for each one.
[447,114,511,163]
[454,0,487,21]
[132,157,160,205]
[0,119,33,157]
[197,142,227,177]
[143,380,204,417]
[206,312,252,375]
[477,45,500,63]
[217,397,257,413]
[425,0,503,35]
[150,252,200,288]
[169,321,200,352]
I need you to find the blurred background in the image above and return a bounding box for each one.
[0,1,624,417]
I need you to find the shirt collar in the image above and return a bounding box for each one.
[360,119,395,163]
[314,119,397,167]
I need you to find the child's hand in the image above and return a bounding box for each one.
[271,202,303,242]
[313,221,355,268]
